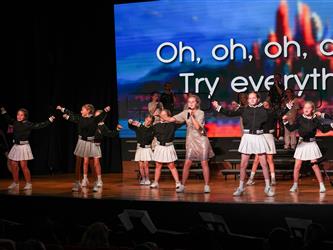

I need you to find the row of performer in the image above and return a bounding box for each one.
[1,92,333,196]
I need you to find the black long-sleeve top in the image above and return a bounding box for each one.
[217,104,268,131]
[128,122,154,146]
[94,124,119,143]
[64,109,106,139]
[263,108,289,132]
[1,112,51,143]
[262,109,276,132]
[285,114,333,141]
[153,122,177,145]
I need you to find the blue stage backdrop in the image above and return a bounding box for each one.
[114,0,333,138]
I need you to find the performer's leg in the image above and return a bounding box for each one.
[144,161,150,180]
[20,160,31,183]
[233,154,250,195]
[258,154,270,187]
[138,161,145,179]
[311,160,326,192]
[154,162,162,183]
[290,159,302,192]
[267,154,276,184]
[10,160,19,183]
[311,162,323,183]
[201,160,210,186]
[89,158,96,179]
[284,127,291,149]
[182,159,192,185]
[290,131,297,149]
[93,157,102,182]
[248,155,259,184]
[168,162,180,183]
[240,154,250,182]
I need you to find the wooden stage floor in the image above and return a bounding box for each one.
[1,173,333,204]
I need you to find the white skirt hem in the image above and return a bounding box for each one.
[238,134,271,155]
[294,141,322,161]
[8,144,34,161]
[152,144,178,163]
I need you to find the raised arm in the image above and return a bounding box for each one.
[98,122,120,138]
[128,119,141,131]
[30,116,55,130]
[0,108,15,124]
[57,106,80,123]
[94,106,110,123]
[211,101,243,117]
[283,115,300,132]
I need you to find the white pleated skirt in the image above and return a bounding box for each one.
[294,141,322,161]
[74,139,101,158]
[152,144,178,163]
[263,133,276,155]
[238,134,270,155]
[8,144,34,161]
[135,146,153,162]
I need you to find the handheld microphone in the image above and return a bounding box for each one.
[187,107,192,119]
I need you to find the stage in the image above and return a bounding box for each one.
[1,172,333,204]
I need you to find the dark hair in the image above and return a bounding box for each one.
[81,222,110,248]
[150,91,160,101]
[263,100,272,108]
[274,72,282,78]
[150,91,159,97]
[146,114,155,123]
[23,239,46,250]
[18,108,29,120]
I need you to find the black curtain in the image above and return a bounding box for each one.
[0,0,122,177]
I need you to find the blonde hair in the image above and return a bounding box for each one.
[83,104,95,114]
[304,101,316,114]
[188,94,201,109]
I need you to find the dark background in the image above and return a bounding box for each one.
[0,0,123,177]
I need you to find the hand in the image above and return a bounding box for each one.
[132,121,141,127]
[315,111,322,117]
[189,109,195,117]
[286,101,294,110]
[104,106,111,112]
[0,107,6,114]
[49,116,56,122]
[63,114,69,120]
[282,115,288,122]
[211,101,219,109]
[117,124,123,130]
[128,119,133,124]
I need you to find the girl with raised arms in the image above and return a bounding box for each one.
[1,107,55,190]
[57,104,110,191]
[283,101,333,193]
[128,114,155,185]
[212,92,274,197]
